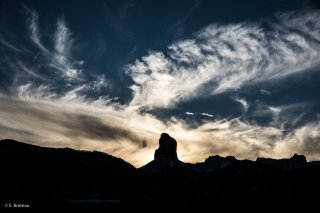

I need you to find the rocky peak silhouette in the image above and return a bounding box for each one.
[140,133,187,175]
[154,133,178,161]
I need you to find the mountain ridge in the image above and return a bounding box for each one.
[1,136,320,210]
[0,138,312,168]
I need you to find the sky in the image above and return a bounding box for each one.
[0,0,320,167]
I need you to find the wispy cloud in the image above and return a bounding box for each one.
[92,74,109,91]
[185,112,194,115]
[260,89,272,95]
[25,6,50,54]
[52,18,82,80]
[0,35,22,52]
[234,97,249,114]
[103,0,135,40]
[54,18,73,55]
[126,10,320,109]
[201,112,214,117]
[24,7,82,81]
[17,60,47,81]
[168,0,200,37]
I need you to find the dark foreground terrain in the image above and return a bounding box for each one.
[1,134,320,211]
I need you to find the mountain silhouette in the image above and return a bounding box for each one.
[0,139,137,209]
[1,134,320,210]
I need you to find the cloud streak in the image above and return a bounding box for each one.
[25,6,50,54]
[0,36,22,52]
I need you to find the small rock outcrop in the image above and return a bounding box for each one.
[201,155,237,172]
[256,153,307,170]
[154,133,178,161]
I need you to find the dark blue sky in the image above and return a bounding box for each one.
[0,0,320,165]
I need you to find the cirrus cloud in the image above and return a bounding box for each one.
[126,10,320,109]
